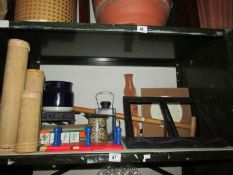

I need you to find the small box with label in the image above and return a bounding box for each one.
[40,125,86,145]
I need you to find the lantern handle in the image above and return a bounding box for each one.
[95,91,114,108]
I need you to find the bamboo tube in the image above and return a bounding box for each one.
[73,106,192,130]
[15,92,41,153]
[0,39,30,151]
[25,69,45,93]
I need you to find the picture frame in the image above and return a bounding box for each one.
[123,96,227,148]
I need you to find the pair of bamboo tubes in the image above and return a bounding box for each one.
[73,106,196,136]
[16,69,44,153]
[0,39,44,153]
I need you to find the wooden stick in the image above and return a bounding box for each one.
[190,116,197,137]
[73,106,191,130]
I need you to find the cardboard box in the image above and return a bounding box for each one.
[141,88,192,137]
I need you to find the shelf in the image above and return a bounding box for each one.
[0,21,230,66]
[0,147,233,166]
[0,21,233,170]
[2,21,225,36]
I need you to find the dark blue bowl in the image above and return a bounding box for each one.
[42,81,74,108]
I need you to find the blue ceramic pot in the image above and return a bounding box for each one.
[42,81,74,112]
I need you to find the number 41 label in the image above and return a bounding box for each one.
[137,26,148,33]
[109,153,121,162]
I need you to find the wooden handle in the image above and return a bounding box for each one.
[73,106,191,130]
[190,116,196,137]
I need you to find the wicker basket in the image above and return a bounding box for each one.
[14,0,77,22]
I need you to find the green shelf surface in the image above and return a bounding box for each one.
[0,147,233,166]
[0,20,226,37]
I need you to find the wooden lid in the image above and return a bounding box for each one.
[27,69,45,77]
[8,39,30,51]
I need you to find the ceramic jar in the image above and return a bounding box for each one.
[92,0,173,26]
[124,74,140,136]
[42,81,74,112]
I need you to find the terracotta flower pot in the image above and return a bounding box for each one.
[92,0,173,26]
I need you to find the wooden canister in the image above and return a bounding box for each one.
[124,74,140,137]
[14,0,77,22]
[25,69,45,93]
[0,39,30,151]
[16,92,42,153]
[88,117,108,143]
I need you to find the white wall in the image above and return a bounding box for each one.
[41,65,177,134]
[41,65,176,111]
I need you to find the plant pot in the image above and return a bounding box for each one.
[92,0,173,26]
